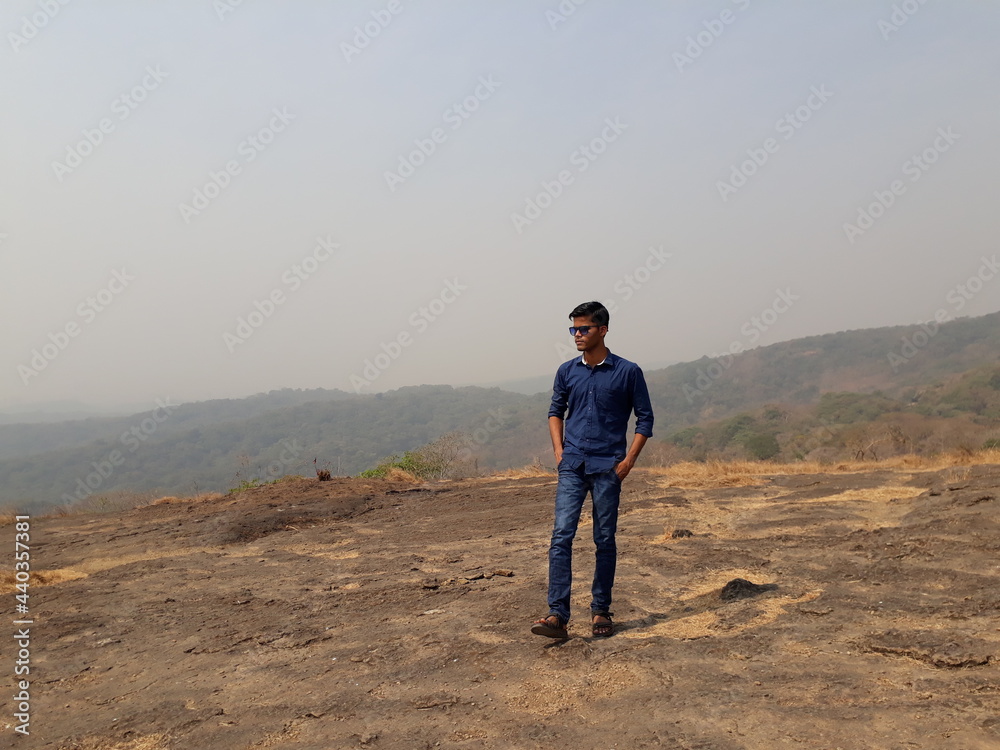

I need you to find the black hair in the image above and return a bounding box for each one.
[569,301,609,327]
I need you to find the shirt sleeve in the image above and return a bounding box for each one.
[548,366,568,419]
[631,366,654,437]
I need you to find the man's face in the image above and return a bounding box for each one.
[571,316,606,352]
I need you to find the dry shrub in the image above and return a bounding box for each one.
[150,492,223,506]
[488,459,554,479]
[385,466,421,482]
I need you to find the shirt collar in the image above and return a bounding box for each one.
[578,350,614,368]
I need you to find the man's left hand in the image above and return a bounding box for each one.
[614,458,635,481]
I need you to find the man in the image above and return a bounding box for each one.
[532,301,654,639]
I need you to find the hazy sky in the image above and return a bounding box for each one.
[3,1,998,409]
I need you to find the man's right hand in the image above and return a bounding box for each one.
[554,450,563,466]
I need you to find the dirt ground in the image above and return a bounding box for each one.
[5,462,1000,749]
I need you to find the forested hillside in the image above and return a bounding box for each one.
[4,311,1000,513]
[0,386,544,512]
[664,361,1000,464]
[649,311,1000,432]
[0,388,354,462]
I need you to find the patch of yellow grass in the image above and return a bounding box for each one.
[810,485,925,505]
[487,462,554,479]
[0,546,220,593]
[150,492,224,506]
[646,460,813,488]
[645,449,1000,489]
[623,568,822,641]
[385,467,421,482]
[0,568,88,594]
[57,734,169,750]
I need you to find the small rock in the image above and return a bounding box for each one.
[671,529,694,538]
[799,604,833,616]
[720,578,778,601]
[492,569,515,577]
[422,578,440,589]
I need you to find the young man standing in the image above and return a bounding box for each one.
[532,301,654,639]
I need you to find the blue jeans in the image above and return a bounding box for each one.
[547,462,622,623]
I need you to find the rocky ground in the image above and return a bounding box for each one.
[5,462,1000,749]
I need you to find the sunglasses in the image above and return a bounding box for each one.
[569,325,604,336]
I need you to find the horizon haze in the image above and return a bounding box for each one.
[4,1,998,411]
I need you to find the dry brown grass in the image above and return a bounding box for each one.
[384,466,421,482]
[56,733,169,750]
[487,460,554,479]
[643,449,1000,489]
[150,492,224,506]
[0,567,88,595]
[482,450,1000,490]
[646,459,830,488]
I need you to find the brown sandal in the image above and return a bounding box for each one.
[531,614,569,639]
[592,611,614,638]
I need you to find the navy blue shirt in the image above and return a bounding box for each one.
[548,350,654,473]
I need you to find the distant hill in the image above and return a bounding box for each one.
[647,311,1000,433]
[663,361,1000,464]
[0,386,543,512]
[0,388,355,462]
[0,400,136,425]
[4,311,1000,512]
